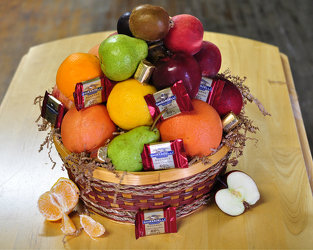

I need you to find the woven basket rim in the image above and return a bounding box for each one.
[53,135,230,185]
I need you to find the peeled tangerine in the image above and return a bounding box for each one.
[37,178,80,221]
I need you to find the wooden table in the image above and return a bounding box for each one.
[0,32,312,249]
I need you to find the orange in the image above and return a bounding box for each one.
[61,105,116,153]
[159,99,222,157]
[80,214,105,239]
[88,44,100,58]
[38,178,80,221]
[56,53,103,101]
[106,79,156,130]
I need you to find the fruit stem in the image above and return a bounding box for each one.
[150,110,166,131]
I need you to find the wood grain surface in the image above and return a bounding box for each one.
[0,31,312,249]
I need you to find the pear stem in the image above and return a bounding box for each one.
[150,109,166,131]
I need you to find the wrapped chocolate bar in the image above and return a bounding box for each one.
[135,207,177,239]
[141,139,188,171]
[41,91,66,128]
[74,76,114,110]
[144,80,193,121]
[195,77,225,105]
[222,112,240,132]
[89,146,108,163]
[134,59,155,83]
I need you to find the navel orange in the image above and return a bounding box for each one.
[61,105,116,153]
[159,99,222,157]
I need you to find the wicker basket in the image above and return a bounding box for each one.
[53,136,231,224]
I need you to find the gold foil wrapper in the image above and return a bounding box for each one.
[94,146,108,163]
[134,59,155,83]
[222,112,240,132]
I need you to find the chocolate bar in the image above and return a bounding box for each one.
[222,112,240,132]
[134,59,155,83]
[195,77,225,105]
[89,146,108,163]
[144,80,193,121]
[74,76,114,110]
[135,207,177,239]
[41,91,66,128]
[141,139,188,170]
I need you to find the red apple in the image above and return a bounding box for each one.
[164,14,203,55]
[194,41,222,77]
[212,79,243,116]
[151,52,201,98]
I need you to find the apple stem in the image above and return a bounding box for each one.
[150,109,166,131]
[217,176,228,188]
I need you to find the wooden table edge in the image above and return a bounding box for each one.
[280,53,313,192]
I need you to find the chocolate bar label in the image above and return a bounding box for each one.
[195,77,213,102]
[143,209,166,235]
[81,77,103,107]
[149,142,175,170]
[153,89,180,119]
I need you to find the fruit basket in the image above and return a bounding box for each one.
[36,4,269,225]
[53,134,230,223]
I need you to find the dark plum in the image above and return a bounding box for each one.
[117,11,133,37]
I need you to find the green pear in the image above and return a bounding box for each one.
[107,126,160,171]
[98,34,148,81]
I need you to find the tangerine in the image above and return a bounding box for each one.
[159,99,222,157]
[37,178,80,221]
[61,105,116,153]
[56,53,103,101]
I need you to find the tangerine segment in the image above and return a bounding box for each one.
[61,213,77,235]
[80,215,105,239]
[37,191,62,221]
[50,178,80,214]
